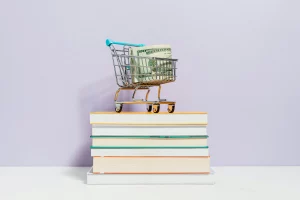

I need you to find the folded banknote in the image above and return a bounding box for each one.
[129,45,173,83]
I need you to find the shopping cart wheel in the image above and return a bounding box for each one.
[167,104,175,113]
[146,104,152,112]
[153,104,160,113]
[115,103,123,113]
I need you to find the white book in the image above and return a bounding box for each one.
[92,156,210,174]
[92,125,207,136]
[90,112,208,125]
[90,148,209,157]
[86,167,215,185]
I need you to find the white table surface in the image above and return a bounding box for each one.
[0,167,299,200]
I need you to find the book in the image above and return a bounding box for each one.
[91,136,208,147]
[90,112,208,125]
[92,156,210,174]
[87,167,215,185]
[87,111,212,184]
[90,147,209,156]
[92,125,207,136]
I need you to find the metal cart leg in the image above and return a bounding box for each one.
[114,88,123,113]
[145,88,152,112]
[145,88,151,101]
[114,88,121,102]
[132,85,143,101]
[157,85,175,113]
[158,85,166,102]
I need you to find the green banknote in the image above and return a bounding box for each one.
[130,45,173,83]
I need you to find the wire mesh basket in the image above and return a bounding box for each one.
[106,39,178,113]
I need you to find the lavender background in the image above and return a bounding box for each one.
[0,0,299,166]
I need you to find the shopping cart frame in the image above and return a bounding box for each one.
[106,39,178,113]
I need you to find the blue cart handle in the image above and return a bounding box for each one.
[106,39,145,47]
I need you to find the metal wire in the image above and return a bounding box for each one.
[109,44,178,88]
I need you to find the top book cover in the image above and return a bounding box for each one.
[89,112,208,125]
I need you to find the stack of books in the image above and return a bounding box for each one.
[86,111,214,184]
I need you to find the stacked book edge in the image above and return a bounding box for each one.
[87,112,215,185]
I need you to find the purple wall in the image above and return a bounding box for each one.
[0,0,299,166]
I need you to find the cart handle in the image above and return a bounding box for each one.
[106,39,145,47]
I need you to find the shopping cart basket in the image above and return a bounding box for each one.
[106,39,178,113]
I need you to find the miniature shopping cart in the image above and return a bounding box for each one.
[106,39,178,113]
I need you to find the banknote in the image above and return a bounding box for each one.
[129,45,174,83]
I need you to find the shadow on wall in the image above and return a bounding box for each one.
[72,76,131,167]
